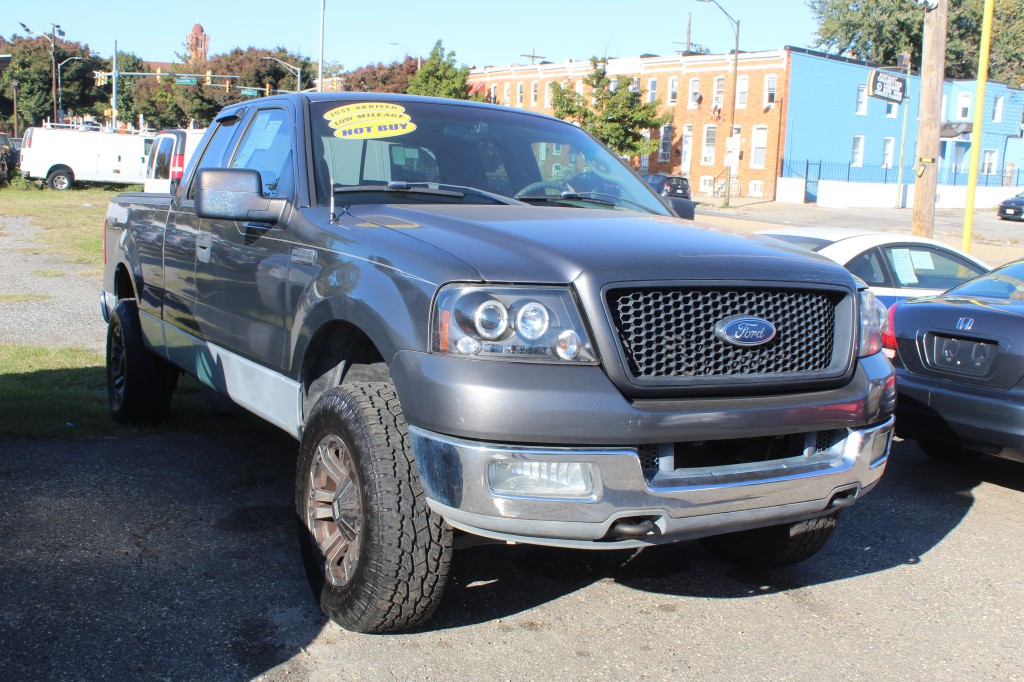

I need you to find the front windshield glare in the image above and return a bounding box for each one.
[310,99,669,215]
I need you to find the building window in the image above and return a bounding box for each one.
[736,75,748,109]
[957,92,971,120]
[552,143,562,156]
[503,83,510,106]
[764,74,777,105]
[702,125,717,165]
[648,78,657,103]
[576,80,584,96]
[886,101,897,118]
[940,93,948,122]
[993,96,1004,123]
[852,135,864,167]
[668,77,678,105]
[713,76,725,109]
[855,85,867,116]
[488,84,497,104]
[750,125,768,169]
[982,149,998,175]
[544,82,552,108]
[609,78,619,92]
[688,77,700,107]
[658,124,673,162]
[629,77,639,93]
[517,82,524,106]
[881,137,895,169]
[681,124,693,172]
[531,81,538,105]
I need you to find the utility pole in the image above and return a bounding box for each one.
[912,0,947,238]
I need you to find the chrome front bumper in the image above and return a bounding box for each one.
[410,417,893,549]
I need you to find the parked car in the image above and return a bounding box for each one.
[19,127,155,190]
[886,258,1024,464]
[143,128,206,193]
[642,173,691,199]
[0,133,16,181]
[997,190,1024,221]
[758,226,989,307]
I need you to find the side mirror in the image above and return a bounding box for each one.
[195,168,286,224]
[666,197,695,220]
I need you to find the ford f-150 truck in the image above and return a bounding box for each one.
[102,93,895,633]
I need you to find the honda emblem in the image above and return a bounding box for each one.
[956,317,974,331]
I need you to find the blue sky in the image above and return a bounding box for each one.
[7,0,822,70]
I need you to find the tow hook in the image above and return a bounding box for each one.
[610,517,656,537]
[828,488,858,510]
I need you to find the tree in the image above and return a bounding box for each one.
[407,40,473,99]
[809,0,1024,87]
[109,51,149,125]
[549,57,671,159]
[341,57,418,93]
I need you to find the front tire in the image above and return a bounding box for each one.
[106,299,178,423]
[47,169,73,190]
[296,383,452,633]
[703,512,839,568]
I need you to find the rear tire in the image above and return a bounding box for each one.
[296,383,452,633]
[46,169,73,191]
[106,299,178,423]
[917,439,983,463]
[703,512,839,568]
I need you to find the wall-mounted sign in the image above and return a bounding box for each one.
[867,71,906,103]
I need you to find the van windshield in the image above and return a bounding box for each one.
[309,100,668,216]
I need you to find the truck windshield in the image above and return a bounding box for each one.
[309,99,669,216]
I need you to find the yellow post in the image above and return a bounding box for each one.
[962,0,995,254]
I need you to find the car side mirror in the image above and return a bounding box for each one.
[666,197,695,220]
[195,168,286,224]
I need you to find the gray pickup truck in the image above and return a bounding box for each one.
[102,93,895,633]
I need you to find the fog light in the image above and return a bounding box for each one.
[488,460,595,498]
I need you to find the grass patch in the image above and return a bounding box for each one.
[0,344,277,440]
[0,293,51,303]
[30,269,66,278]
[0,187,121,266]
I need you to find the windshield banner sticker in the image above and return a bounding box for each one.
[324,103,417,139]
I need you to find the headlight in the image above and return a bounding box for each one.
[432,285,598,363]
[857,289,889,357]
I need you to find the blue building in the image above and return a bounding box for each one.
[782,47,1024,203]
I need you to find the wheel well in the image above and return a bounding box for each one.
[46,165,74,179]
[114,264,137,300]
[300,322,388,421]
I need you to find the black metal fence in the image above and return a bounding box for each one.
[781,159,1024,188]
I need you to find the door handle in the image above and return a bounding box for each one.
[196,232,212,263]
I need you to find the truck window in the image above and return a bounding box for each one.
[186,114,243,200]
[148,137,174,180]
[229,108,294,198]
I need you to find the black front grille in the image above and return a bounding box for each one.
[608,287,838,380]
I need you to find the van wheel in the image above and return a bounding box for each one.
[296,383,452,633]
[106,299,178,423]
[703,512,839,568]
[47,169,73,190]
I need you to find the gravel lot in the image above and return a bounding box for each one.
[2,209,1023,681]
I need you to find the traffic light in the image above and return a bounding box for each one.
[265,82,272,96]
[206,70,212,85]
[225,81,230,92]
[94,71,108,86]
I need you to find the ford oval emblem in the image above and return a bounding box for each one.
[714,315,777,347]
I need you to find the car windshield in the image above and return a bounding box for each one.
[945,260,1024,300]
[309,99,668,215]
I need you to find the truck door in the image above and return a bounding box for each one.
[162,114,245,340]
[194,106,295,370]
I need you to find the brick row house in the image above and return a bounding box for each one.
[468,50,791,200]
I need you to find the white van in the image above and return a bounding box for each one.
[19,127,155,190]
[143,129,206,194]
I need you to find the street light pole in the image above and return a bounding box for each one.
[57,56,82,123]
[263,57,302,93]
[19,22,65,125]
[11,81,19,138]
[696,0,739,207]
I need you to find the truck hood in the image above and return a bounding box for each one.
[346,204,853,287]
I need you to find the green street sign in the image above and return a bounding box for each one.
[241,88,259,97]
[175,77,197,85]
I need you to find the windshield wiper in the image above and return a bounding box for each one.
[333,181,464,198]
[516,190,655,213]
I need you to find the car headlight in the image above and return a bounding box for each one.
[432,285,598,363]
[857,289,889,357]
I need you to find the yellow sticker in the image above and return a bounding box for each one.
[324,103,417,140]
